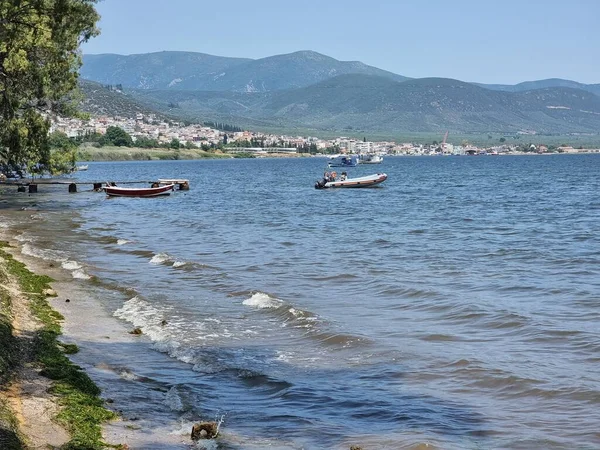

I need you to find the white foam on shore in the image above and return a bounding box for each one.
[60,260,92,280]
[114,296,170,342]
[21,242,67,262]
[150,252,171,265]
[242,292,283,309]
[62,260,82,271]
[116,239,129,246]
[72,269,91,280]
[172,260,187,268]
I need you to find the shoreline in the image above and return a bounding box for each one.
[0,237,117,449]
[0,212,201,449]
[75,146,600,162]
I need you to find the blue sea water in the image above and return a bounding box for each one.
[2,154,600,449]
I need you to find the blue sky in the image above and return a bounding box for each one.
[82,0,599,85]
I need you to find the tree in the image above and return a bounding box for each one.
[0,0,100,176]
[134,136,159,148]
[47,131,76,174]
[499,137,506,143]
[170,138,180,149]
[101,126,133,147]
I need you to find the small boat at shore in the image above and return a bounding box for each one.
[75,164,89,171]
[315,173,387,189]
[104,183,175,197]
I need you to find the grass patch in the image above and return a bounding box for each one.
[0,242,117,449]
[77,144,232,162]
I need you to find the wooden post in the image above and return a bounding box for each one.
[28,184,37,193]
[93,183,102,191]
[17,185,26,192]
[68,183,77,193]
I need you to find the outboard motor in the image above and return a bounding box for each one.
[315,179,327,189]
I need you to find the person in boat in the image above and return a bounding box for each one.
[330,171,337,181]
[340,172,347,181]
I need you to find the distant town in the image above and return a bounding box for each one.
[51,113,600,157]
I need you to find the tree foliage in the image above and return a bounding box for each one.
[0,0,100,175]
[48,130,76,174]
[100,126,133,147]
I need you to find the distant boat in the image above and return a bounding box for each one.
[315,173,387,189]
[327,154,359,168]
[104,183,174,198]
[358,154,383,164]
[75,165,88,171]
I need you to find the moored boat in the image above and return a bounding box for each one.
[315,173,387,189]
[358,153,383,164]
[327,154,359,168]
[104,183,175,197]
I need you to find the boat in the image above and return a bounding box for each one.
[104,183,175,197]
[327,154,359,168]
[315,173,387,189]
[75,164,88,171]
[358,153,383,164]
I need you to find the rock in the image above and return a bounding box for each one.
[160,319,168,326]
[129,327,143,335]
[350,446,363,450]
[191,421,218,440]
[65,299,70,303]
[43,288,57,297]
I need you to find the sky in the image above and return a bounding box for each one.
[81,0,600,85]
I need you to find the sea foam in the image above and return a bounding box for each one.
[150,252,171,265]
[242,292,283,309]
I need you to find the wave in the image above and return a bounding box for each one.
[243,292,284,309]
[241,292,370,348]
[150,252,172,265]
[21,242,67,262]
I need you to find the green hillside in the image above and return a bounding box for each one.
[123,74,600,134]
[78,80,169,119]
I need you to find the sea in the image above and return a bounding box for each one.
[1,154,599,450]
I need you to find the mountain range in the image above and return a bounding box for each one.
[79,50,600,135]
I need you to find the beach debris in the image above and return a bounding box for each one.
[160,319,168,326]
[65,298,70,303]
[191,421,219,440]
[43,288,57,297]
[129,327,143,335]
[350,446,363,450]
